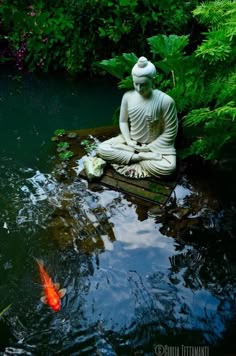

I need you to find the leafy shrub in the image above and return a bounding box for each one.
[180,0,236,160]
[0,0,198,74]
[0,2,74,71]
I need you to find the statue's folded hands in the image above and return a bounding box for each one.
[133,144,150,152]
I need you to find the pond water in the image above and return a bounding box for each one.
[0,70,236,356]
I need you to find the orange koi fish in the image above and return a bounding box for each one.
[36,259,66,312]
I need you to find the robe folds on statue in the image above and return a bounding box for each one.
[97,89,178,178]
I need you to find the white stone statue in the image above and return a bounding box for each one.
[97,56,178,178]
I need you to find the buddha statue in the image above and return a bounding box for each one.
[97,56,178,178]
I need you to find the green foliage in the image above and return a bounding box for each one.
[148,34,189,60]
[193,1,236,64]
[99,53,137,80]
[98,53,138,89]
[0,0,198,74]
[181,102,236,160]
[183,103,236,128]
[180,0,236,160]
[0,2,74,71]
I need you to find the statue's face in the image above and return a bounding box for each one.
[132,75,153,98]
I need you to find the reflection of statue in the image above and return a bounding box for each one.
[97,56,178,178]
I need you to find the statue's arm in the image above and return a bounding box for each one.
[119,93,137,147]
[148,95,178,152]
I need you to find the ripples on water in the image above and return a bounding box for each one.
[0,156,236,355]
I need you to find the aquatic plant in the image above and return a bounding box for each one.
[51,129,75,160]
[80,139,98,154]
[57,142,70,152]
[54,129,66,136]
[0,304,11,318]
[51,129,66,142]
[58,150,74,160]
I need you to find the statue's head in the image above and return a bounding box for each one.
[131,57,156,97]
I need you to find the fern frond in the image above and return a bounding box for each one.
[183,102,236,128]
[179,131,233,160]
[193,0,235,63]
[214,101,236,120]
[183,108,212,127]
[195,31,232,63]
[193,0,236,29]
[216,72,236,105]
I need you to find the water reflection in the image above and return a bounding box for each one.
[1,139,236,352]
[0,158,235,354]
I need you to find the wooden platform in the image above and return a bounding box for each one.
[85,167,176,205]
[53,126,179,206]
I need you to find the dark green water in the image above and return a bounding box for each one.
[0,70,236,355]
[0,71,120,168]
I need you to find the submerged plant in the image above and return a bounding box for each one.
[81,138,98,154]
[0,304,11,318]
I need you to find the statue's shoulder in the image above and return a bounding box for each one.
[123,90,135,98]
[121,90,135,104]
[154,90,175,107]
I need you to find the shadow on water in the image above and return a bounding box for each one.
[0,71,236,355]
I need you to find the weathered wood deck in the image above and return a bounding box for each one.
[54,126,179,206]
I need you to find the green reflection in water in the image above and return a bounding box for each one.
[0,70,121,168]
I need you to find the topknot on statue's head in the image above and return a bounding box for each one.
[132,56,156,79]
[137,56,148,68]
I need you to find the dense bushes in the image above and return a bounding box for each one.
[0,0,198,74]
[181,0,236,161]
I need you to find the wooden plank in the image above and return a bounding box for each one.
[99,175,169,205]
[105,168,173,196]
[80,165,177,205]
